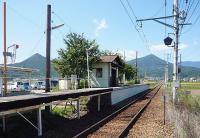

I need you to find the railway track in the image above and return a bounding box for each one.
[73,83,163,138]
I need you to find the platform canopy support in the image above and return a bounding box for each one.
[76,99,80,119]
[37,108,42,136]
[2,116,6,133]
[98,95,101,112]
[16,107,42,136]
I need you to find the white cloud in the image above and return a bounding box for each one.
[179,43,188,49]
[150,44,170,53]
[117,50,137,61]
[193,40,198,46]
[94,18,108,36]
[150,43,188,53]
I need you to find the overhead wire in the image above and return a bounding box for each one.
[151,1,166,18]
[22,32,45,67]
[180,0,200,34]
[52,10,72,32]
[186,0,200,23]
[6,4,43,30]
[6,3,47,65]
[121,0,150,50]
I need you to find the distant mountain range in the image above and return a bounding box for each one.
[127,54,200,78]
[11,53,58,77]
[9,53,200,79]
[182,61,200,69]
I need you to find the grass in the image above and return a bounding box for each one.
[165,83,200,111]
[52,106,75,117]
[143,80,158,89]
[51,97,89,117]
[179,82,200,90]
[52,85,60,92]
[177,92,200,111]
[166,83,200,137]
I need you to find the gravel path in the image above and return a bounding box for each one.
[127,87,174,138]
[88,86,160,138]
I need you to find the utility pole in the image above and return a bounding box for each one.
[172,0,179,102]
[179,54,181,87]
[45,5,51,111]
[3,2,7,97]
[45,4,51,94]
[165,54,169,86]
[45,5,63,94]
[123,50,126,84]
[136,0,184,103]
[135,51,138,83]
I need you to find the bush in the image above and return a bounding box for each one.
[177,92,200,111]
[79,79,88,89]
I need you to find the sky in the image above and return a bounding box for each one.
[0,0,200,64]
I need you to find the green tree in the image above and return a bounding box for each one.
[52,33,100,78]
[119,63,136,81]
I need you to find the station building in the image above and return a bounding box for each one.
[92,55,123,88]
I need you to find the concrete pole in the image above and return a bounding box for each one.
[86,50,90,88]
[135,51,138,83]
[3,2,7,97]
[179,54,181,88]
[123,50,126,84]
[172,0,179,103]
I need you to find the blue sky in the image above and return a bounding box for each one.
[0,0,200,64]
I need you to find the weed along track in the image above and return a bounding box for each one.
[73,83,163,138]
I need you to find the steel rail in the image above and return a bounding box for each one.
[72,82,163,138]
[117,83,163,138]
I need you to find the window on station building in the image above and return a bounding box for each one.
[96,68,103,78]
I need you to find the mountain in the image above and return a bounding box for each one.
[12,53,58,77]
[127,54,200,78]
[182,61,200,69]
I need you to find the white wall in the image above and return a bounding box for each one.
[92,63,109,87]
[111,84,149,105]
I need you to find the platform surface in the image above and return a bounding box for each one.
[0,88,113,112]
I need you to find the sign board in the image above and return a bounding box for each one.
[172,81,180,88]
[0,78,2,96]
[71,75,77,90]
[71,75,77,83]
[160,95,170,102]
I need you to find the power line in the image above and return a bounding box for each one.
[180,0,200,34]
[164,0,167,37]
[52,10,72,31]
[120,0,150,50]
[125,0,138,20]
[182,11,200,33]
[186,0,200,22]
[151,1,166,18]
[6,4,42,30]
[22,32,45,67]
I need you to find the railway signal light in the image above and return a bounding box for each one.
[164,36,173,46]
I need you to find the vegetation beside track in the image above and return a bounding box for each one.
[166,82,200,137]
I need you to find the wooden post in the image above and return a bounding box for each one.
[45,4,51,111]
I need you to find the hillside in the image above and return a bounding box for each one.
[12,53,58,77]
[127,54,200,78]
[10,53,200,79]
[182,61,200,69]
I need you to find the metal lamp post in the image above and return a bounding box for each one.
[7,44,19,64]
[86,46,96,88]
[2,44,19,96]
